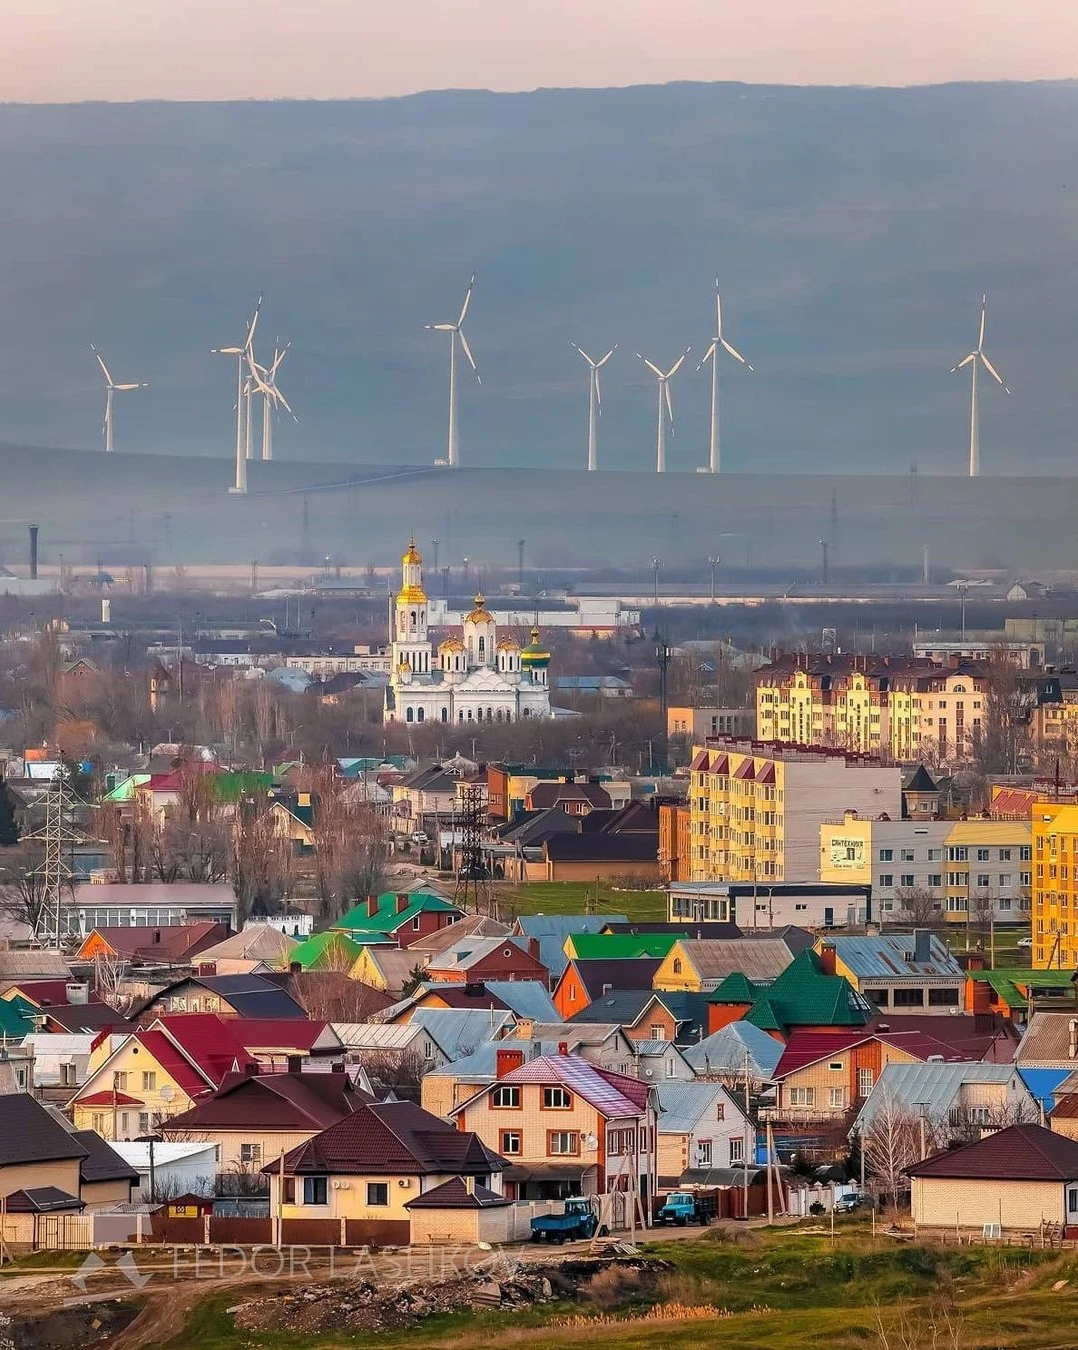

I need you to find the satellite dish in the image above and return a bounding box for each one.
[581,1133,598,1150]
[160,1085,174,1102]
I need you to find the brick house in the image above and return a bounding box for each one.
[334,892,463,949]
[425,937,550,986]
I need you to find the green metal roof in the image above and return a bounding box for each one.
[103,773,150,803]
[741,950,872,1033]
[335,891,457,934]
[968,967,1074,1010]
[709,971,762,1005]
[209,771,275,803]
[0,995,36,1039]
[565,932,685,961]
[286,930,366,971]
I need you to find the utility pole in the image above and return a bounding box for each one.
[432,538,439,573]
[922,545,930,587]
[707,554,721,603]
[442,565,450,602]
[652,556,663,606]
[819,539,830,586]
[655,628,672,774]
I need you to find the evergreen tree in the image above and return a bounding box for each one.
[0,780,19,848]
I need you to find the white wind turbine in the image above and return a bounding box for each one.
[571,343,617,471]
[212,296,261,494]
[426,276,480,468]
[89,345,147,453]
[637,349,691,473]
[952,292,1010,478]
[697,282,753,474]
[247,341,296,462]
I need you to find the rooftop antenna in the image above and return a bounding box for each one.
[696,281,752,473]
[426,276,480,468]
[637,349,691,473]
[951,293,1010,478]
[89,346,147,454]
[571,343,617,471]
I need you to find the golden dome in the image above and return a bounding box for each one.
[464,593,492,624]
[439,636,465,651]
[397,584,428,604]
[496,636,520,651]
[402,539,422,566]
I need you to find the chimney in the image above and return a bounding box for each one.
[496,1048,525,1077]
[287,1054,303,1074]
[913,929,931,964]
[527,937,541,961]
[558,1041,569,1056]
[289,961,302,974]
[818,942,837,977]
[396,893,410,915]
[601,983,612,996]
[64,981,89,1006]
[28,524,38,580]
[464,1174,475,1195]
[367,895,380,919]
[1069,1018,1078,1060]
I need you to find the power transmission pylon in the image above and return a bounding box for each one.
[30,767,83,947]
[453,784,493,918]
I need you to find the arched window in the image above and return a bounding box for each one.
[523,708,531,718]
[672,958,682,974]
[458,710,465,722]
[467,708,474,721]
[417,707,424,723]
[476,708,483,722]
[487,707,493,722]
[441,707,448,723]
[405,707,414,723]
[410,610,417,631]
[478,636,485,656]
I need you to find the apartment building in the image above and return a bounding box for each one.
[668,707,756,742]
[688,739,902,883]
[1032,801,1078,969]
[819,812,1032,923]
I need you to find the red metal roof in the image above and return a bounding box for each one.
[708,753,729,775]
[74,1090,144,1108]
[773,1028,966,1079]
[756,763,777,786]
[689,750,709,771]
[135,1028,220,1095]
[733,758,755,780]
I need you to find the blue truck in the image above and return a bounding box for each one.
[529,1196,600,1243]
[657,1191,717,1226]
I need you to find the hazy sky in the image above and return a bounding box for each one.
[5,0,1078,102]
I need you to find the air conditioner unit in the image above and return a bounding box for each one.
[398,1178,412,1188]
[331,1180,351,1190]
[644,1068,654,1077]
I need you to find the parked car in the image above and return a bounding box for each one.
[657,1191,716,1226]
[530,1197,599,1243]
[834,1193,869,1214]
[410,831,430,845]
[1016,937,1033,949]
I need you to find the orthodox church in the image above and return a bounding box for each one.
[383,540,552,726]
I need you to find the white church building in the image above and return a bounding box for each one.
[383,540,552,726]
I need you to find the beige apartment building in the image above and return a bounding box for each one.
[688,739,902,884]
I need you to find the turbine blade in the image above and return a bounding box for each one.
[978,293,987,349]
[458,276,475,326]
[980,351,1009,391]
[715,288,723,338]
[696,341,717,372]
[274,387,294,415]
[572,343,595,367]
[428,323,455,332]
[664,382,674,425]
[594,370,602,412]
[638,355,664,379]
[92,347,114,385]
[114,382,143,390]
[596,345,617,367]
[952,353,976,371]
[212,346,244,356]
[721,338,751,368]
[667,348,691,378]
[458,329,480,382]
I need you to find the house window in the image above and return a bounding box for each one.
[665,1059,677,1078]
[697,1139,712,1167]
[879,849,893,862]
[142,1071,156,1092]
[672,958,682,974]
[901,849,915,863]
[729,1136,744,1164]
[366,1182,389,1207]
[716,1102,725,1121]
[829,1061,843,1071]
[282,1177,296,1204]
[879,874,893,887]
[900,874,915,888]
[543,1087,572,1109]
[1069,1188,1078,1215]
[928,988,960,1006]
[1000,849,1012,862]
[788,1087,815,1106]
[927,848,943,861]
[865,989,888,1006]
[829,1088,845,1109]
[977,848,990,862]
[548,1130,580,1155]
[857,1069,874,1098]
[91,1112,106,1133]
[500,1130,522,1155]
[138,1112,151,1134]
[303,1176,328,1205]
[113,1071,128,1091]
[649,1024,667,1041]
[240,1143,262,1164]
[893,988,925,1006]
[492,1086,520,1108]
[976,874,990,889]
[928,874,943,887]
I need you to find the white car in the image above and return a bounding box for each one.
[1016,937,1033,949]
[410,831,430,845]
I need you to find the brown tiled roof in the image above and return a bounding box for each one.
[267,1100,504,1177]
[405,1177,509,1210]
[906,1123,1078,1180]
[1050,1094,1078,1120]
[0,1095,89,1167]
[1015,1012,1078,1068]
[82,922,229,963]
[164,1070,371,1132]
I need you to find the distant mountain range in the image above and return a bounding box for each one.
[1,81,1077,475]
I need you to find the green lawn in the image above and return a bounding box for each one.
[149,1225,1078,1350]
[505,882,667,923]
[938,923,1032,969]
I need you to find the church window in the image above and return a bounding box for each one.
[476,708,483,722]
[458,710,465,723]
[417,707,425,723]
[405,707,414,723]
[487,707,493,721]
[467,709,474,721]
[478,636,485,656]
[410,610,417,631]
[523,708,531,718]
[441,707,448,723]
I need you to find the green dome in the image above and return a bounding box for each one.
[520,625,551,667]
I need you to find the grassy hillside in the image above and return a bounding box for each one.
[509,882,666,923]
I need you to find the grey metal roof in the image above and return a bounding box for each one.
[482,981,558,1022]
[675,939,795,981]
[332,1022,444,1055]
[682,1021,785,1080]
[825,934,964,980]
[409,1008,513,1061]
[851,1061,1033,1134]
[655,1081,739,1134]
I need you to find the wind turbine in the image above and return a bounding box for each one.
[426,276,480,468]
[212,296,261,494]
[952,293,1010,478]
[247,341,296,462]
[89,346,146,453]
[571,343,617,471]
[697,282,753,473]
[637,349,690,473]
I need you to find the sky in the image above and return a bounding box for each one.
[4,0,1078,103]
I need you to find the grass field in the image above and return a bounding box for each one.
[149,1224,1078,1350]
[506,882,667,923]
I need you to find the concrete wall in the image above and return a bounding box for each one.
[912,1176,1066,1229]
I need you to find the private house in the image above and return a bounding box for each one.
[70,1129,139,1208]
[816,933,966,1015]
[770,1028,965,1122]
[568,990,711,1045]
[0,949,71,996]
[193,926,299,975]
[76,922,230,965]
[852,1062,1038,1149]
[332,1022,451,1088]
[563,932,684,963]
[540,832,661,883]
[524,781,613,814]
[425,937,550,987]
[634,1039,694,1083]
[161,1067,370,1178]
[683,1021,785,1084]
[263,1099,506,1246]
[552,958,663,1021]
[409,914,510,960]
[907,1124,1078,1234]
[653,937,795,994]
[654,1081,753,1188]
[385,980,558,1024]
[288,930,371,973]
[24,1033,96,1096]
[706,948,874,1040]
[334,892,463,949]
[72,882,238,934]
[964,968,1076,1024]
[349,946,428,997]
[512,914,625,981]
[134,973,307,1020]
[407,1007,516,1061]
[451,1049,656,1202]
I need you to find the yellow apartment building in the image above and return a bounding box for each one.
[1032,801,1078,968]
[688,739,902,883]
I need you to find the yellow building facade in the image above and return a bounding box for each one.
[1031,801,1078,968]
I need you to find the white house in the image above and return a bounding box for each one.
[112,1141,219,1199]
[655,1080,753,1188]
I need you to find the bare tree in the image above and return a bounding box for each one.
[970,648,1035,775]
[893,886,939,928]
[231,801,294,923]
[357,1047,427,1102]
[92,950,133,1012]
[860,1090,921,1208]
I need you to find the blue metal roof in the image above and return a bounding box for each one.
[683,1021,784,1080]
[825,934,964,980]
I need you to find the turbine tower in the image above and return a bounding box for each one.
[952,293,1010,478]
[247,341,296,462]
[212,296,261,494]
[426,276,480,468]
[89,346,147,453]
[697,282,753,474]
[637,349,690,473]
[571,343,616,471]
